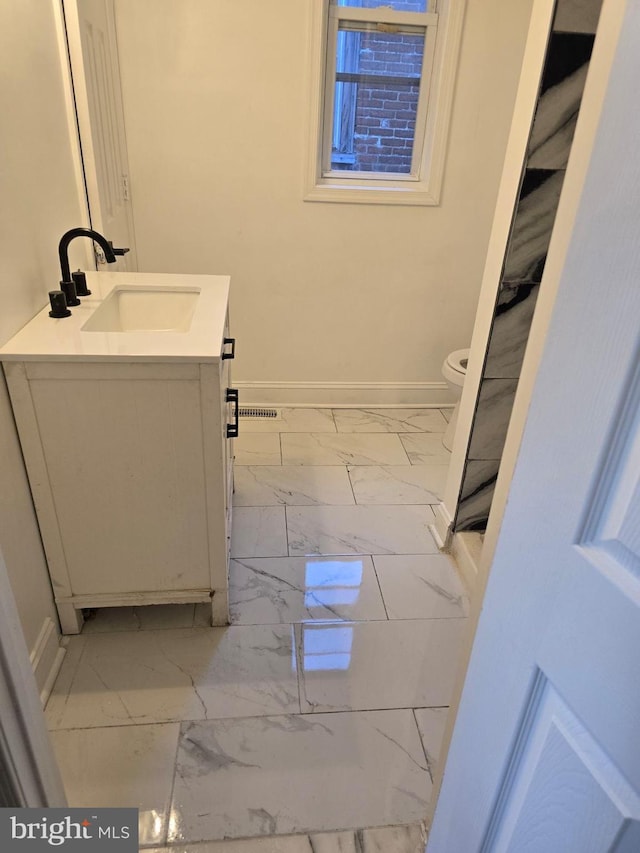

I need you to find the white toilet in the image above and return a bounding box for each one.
[441,348,470,451]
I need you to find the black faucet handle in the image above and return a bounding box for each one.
[60,279,81,307]
[108,240,130,257]
[72,269,91,297]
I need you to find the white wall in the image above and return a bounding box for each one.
[0,0,88,657]
[115,0,533,402]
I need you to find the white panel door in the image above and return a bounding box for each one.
[63,0,137,270]
[428,2,640,851]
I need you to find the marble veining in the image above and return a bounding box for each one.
[233,466,355,507]
[286,505,438,556]
[145,824,426,853]
[295,619,465,712]
[229,556,387,624]
[455,460,500,532]
[332,408,447,433]
[373,555,469,620]
[348,464,448,505]
[413,708,449,783]
[168,711,430,843]
[231,507,288,558]
[46,625,300,729]
[502,169,565,283]
[281,433,410,467]
[233,434,282,466]
[528,63,587,170]
[398,433,451,465]
[467,379,518,460]
[483,282,540,379]
[310,824,426,853]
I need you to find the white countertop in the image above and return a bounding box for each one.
[0,272,230,363]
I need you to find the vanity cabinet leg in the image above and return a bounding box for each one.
[210,590,229,626]
[56,602,84,635]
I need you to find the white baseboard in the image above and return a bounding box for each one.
[430,501,454,550]
[234,381,455,408]
[30,616,65,706]
[451,531,484,594]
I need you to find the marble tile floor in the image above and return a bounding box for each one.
[46,408,464,851]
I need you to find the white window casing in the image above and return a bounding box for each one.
[304,0,467,206]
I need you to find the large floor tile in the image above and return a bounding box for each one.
[348,465,447,505]
[146,837,313,853]
[82,604,196,634]
[359,824,427,853]
[295,619,465,712]
[414,707,449,780]
[308,824,426,853]
[233,434,281,466]
[50,722,180,848]
[373,555,469,619]
[231,507,288,557]
[240,408,336,433]
[146,825,426,853]
[168,710,430,843]
[229,556,386,624]
[281,434,409,466]
[399,434,451,465]
[46,625,300,729]
[333,409,447,433]
[287,505,438,556]
[233,466,354,507]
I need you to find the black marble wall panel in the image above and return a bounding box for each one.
[455,461,500,532]
[467,379,519,459]
[484,282,540,378]
[528,32,594,169]
[554,0,602,35]
[454,0,601,532]
[503,169,565,283]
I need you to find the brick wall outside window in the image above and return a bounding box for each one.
[334,0,426,173]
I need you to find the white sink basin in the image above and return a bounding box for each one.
[82,286,200,333]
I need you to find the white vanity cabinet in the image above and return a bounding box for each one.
[0,273,235,634]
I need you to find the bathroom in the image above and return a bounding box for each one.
[0,0,624,850]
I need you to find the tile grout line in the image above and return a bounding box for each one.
[293,622,303,715]
[48,704,455,734]
[345,461,358,506]
[412,707,433,784]
[284,501,290,557]
[370,555,390,621]
[163,721,185,847]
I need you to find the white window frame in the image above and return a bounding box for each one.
[304,0,467,206]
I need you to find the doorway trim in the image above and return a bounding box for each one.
[0,546,66,807]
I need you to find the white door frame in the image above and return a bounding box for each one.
[0,545,66,807]
[428,0,632,846]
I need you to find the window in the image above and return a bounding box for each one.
[305,0,466,205]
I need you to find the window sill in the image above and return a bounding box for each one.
[304,181,439,206]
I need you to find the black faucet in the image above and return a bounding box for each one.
[58,228,118,303]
